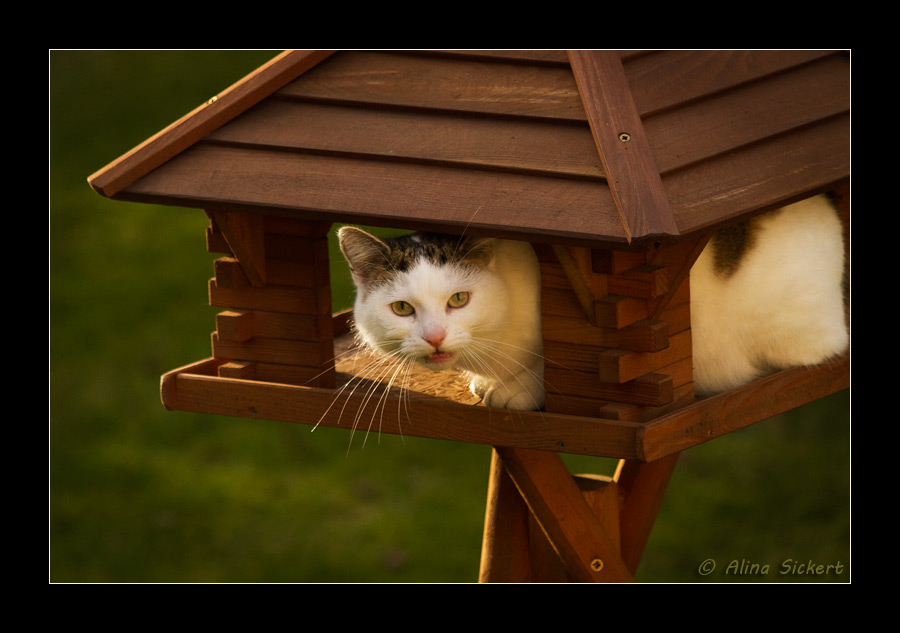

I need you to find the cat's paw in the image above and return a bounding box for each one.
[480,379,545,411]
[503,388,545,411]
[468,376,489,400]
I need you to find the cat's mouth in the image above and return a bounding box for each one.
[423,351,455,367]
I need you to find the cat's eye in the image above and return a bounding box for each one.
[448,291,470,308]
[391,300,415,316]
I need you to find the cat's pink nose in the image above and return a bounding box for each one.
[423,329,446,349]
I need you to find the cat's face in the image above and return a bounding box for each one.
[338,227,508,371]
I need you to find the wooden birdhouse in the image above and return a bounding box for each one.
[88,50,850,582]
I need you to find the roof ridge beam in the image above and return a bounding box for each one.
[568,50,680,245]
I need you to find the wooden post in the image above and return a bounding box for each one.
[479,449,533,582]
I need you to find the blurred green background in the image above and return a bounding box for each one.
[50,50,850,583]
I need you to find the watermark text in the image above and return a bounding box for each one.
[697,558,846,578]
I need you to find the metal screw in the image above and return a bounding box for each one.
[591,558,605,572]
[618,132,631,143]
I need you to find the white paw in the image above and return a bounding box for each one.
[480,382,544,411]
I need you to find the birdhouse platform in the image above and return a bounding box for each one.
[88,50,850,582]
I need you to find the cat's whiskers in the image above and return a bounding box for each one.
[313,340,403,432]
[347,347,414,445]
[347,355,397,449]
[357,354,414,450]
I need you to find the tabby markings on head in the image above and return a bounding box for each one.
[347,229,493,291]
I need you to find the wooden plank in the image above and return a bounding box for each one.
[255,362,333,387]
[217,360,256,380]
[623,50,840,117]
[495,447,633,582]
[609,383,697,423]
[543,393,613,419]
[88,50,334,198]
[216,309,319,342]
[159,360,646,459]
[638,353,850,462]
[117,144,630,246]
[665,113,850,236]
[544,340,605,374]
[274,50,837,126]
[214,255,317,290]
[278,51,587,121]
[545,367,674,407]
[208,99,605,180]
[215,309,255,342]
[657,356,694,388]
[606,264,667,298]
[212,258,245,288]
[209,278,317,314]
[542,314,669,352]
[426,50,574,65]
[593,294,649,329]
[568,50,679,244]
[598,330,693,384]
[211,332,327,367]
[552,383,695,423]
[640,53,849,175]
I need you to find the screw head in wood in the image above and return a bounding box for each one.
[591,558,605,572]
[618,132,632,143]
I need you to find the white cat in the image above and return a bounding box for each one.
[337,193,849,410]
[338,227,544,410]
[690,194,849,395]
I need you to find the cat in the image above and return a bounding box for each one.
[690,193,849,395]
[337,193,849,411]
[337,227,544,411]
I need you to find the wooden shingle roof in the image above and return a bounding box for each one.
[88,49,850,249]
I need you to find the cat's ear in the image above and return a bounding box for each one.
[338,226,391,286]
[460,236,497,266]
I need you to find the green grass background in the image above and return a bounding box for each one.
[50,50,851,583]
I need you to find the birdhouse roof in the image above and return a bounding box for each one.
[88,49,850,248]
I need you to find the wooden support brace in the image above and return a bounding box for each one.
[206,209,267,287]
[616,453,680,573]
[479,446,682,582]
[491,447,634,582]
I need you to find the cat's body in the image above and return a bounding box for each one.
[690,194,849,395]
[337,193,848,411]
